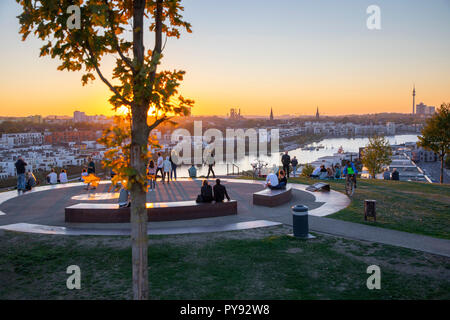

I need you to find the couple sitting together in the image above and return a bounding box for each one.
[265,169,288,190]
[196,179,231,203]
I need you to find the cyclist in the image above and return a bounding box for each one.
[343,160,358,189]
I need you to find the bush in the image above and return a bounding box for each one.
[301,163,315,177]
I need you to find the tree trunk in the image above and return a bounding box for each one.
[440,155,444,184]
[131,0,149,300]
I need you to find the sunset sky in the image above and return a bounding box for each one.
[0,0,449,117]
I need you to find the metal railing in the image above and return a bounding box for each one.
[226,163,240,176]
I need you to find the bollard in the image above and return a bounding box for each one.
[291,204,315,239]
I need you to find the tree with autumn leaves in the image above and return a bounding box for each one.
[418,103,450,184]
[16,0,194,299]
[361,135,392,179]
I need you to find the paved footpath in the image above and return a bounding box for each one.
[308,216,450,258]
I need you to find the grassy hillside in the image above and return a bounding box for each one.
[1,227,449,300]
[288,177,450,239]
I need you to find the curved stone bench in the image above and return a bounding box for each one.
[65,200,237,223]
[253,185,292,207]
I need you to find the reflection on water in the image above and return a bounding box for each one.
[175,134,419,177]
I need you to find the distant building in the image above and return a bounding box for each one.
[315,106,320,120]
[44,130,99,144]
[269,107,274,121]
[73,111,87,123]
[44,115,72,124]
[411,147,438,162]
[0,132,44,147]
[0,115,42,124]
[229,108,243,120]
[415,102,435,115]
[386,122,396,135]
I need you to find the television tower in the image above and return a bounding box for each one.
[412,85,416,115]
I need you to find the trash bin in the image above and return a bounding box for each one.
[292,204,315,239]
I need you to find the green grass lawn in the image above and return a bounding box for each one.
[0,227,449,300]
[285,177,450,239]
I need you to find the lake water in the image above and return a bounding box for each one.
[175,134,419,177]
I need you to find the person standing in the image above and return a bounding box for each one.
[334,164,342,179]
[281,151,291,178]
[87,157,96,174]
[391,168,400,181]
[156,152,164,181]
[162,156,172,184]
[291,156,298,177]
[383,168,391,180]
[206,152,216,179]
[147,160,156,191]
[15,156,27,194]
[169,153,177,181]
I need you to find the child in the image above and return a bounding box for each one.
[147,160,156,191]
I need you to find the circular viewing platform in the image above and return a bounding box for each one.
[0,178,350,235]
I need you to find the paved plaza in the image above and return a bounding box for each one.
[1,178,449,258]
[0,178,343,230]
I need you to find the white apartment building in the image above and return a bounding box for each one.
[0,132,44,147]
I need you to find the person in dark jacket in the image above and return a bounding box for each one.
[169,154,177,181]
[291,156,299,177]
[87,157,96,174]
[391,168,400,181]
[15,156,27,194]
[213,179,230,202]
[281,151,291,178]
[197,180,213,203]
[269,170,288,190]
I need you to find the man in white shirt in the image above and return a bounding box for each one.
[156,152,164,181]
[205,152,216,178]
[59,170,68,183]
[265,172,279,188]
[47,169,58,185]
[311,166,321,178]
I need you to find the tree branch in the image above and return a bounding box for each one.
[149,115,170,131]
[84,43,132,107]
[102,0,135,73]
[146,0,163,95]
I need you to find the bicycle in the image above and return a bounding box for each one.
[345,174,356,196]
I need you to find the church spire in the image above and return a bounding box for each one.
[270,107,274,121]
[316,106,320,119]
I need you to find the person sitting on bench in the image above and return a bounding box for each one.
[118,186,130,208]
[268,170,287,190]
[47,169,58,185]
[24,171,37,192]
[196,179,213,203]
[265,170,279,188]
[213,179,230,202]
[310,166,321,178]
